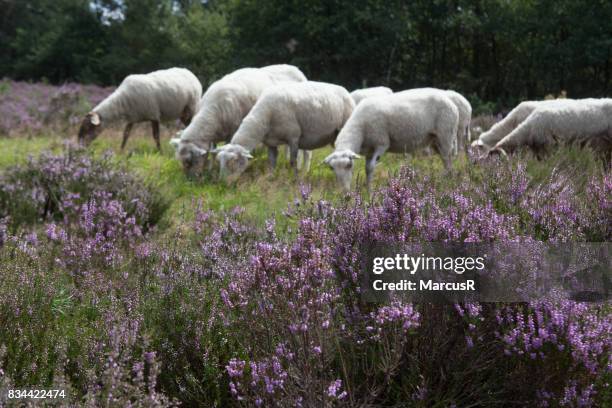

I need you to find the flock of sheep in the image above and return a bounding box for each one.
[78,65,612,190]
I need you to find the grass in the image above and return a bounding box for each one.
[1,125,604,234]
[0,128,432,228]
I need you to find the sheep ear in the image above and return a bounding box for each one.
[89,112,100,126]
[350,152,363,160]
[211,144,231,154]
[323,155,333,165]
[242,152,254,159]
[169,138,181,148]
[192,146,208,157]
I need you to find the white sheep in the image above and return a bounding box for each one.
[444,90,472,153]
[169,64,307,177]
[78,67,202,151]
[490,99,612,160]
[324,90,459,191]
[213,81,355,183]
[350,86,393,105]
[472,99,575,150]
[401,88,471,154]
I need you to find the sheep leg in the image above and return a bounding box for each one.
[463,125,471,154]
[151,120,161,151]
[366,147,386,191]
[207,143,216,172]
[433,132,454,173]
[296,149,303,170]
[268,146,278,170]
[452,136,459,157]
[180,105,193,126]
[289,145,299,178]
[301,150,312,173]
[120,123,134,150]
[533,144,547,161]
[365,156,376,192]
[442,152,452,173]
[282,145,290,161]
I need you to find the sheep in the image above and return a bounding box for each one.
[350,86,393,105]
[489,99,612,161]
[471,99,575,150]
[323,90,459,191]
[78,67,202,151]
[400,88,471,154]
[169,64,307,177]
[444,90,472,153]
[213,81,355,183]
[257,64,308,83]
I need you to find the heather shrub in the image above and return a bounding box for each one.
[142,206,260,406]
[0,145,169,231]
[0,236,175,407]
[218,162,610,406]
[45,191,149,287]
[469,154,610,242]
[0,149,609,406]
[0,80,113,136]
[494,296,611,407]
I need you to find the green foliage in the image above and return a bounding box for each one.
[3,0,111,83]
[169,3,233,85]
[1,0,610,105]
[0,146,171,231]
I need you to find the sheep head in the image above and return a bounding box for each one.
[486,146,508,159]
[323,149,362,191]
[213,144,253,183]
[471,126,483,140]
[471,137,494,156]
[170,135,209,178]
[78,112,102,146]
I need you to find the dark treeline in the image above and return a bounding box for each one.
[1,0,611,111]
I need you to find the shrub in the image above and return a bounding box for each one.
[0,150,609,406]
[0,145,169,231]
[0,79,113,136]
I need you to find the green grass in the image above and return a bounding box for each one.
[0,136,61,167]
[1,129,603,234]
[0,130,427,227]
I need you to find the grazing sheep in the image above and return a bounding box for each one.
[169,64,307,177]
[490,99,612,161]
[350,86,393,105]
[401,88,471,154]
[472,99,576,150]
[78,67,202,151]
[213,81,354,183]
[324,91,459,191]
[258,64,308,83]
[444,90,472,153]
